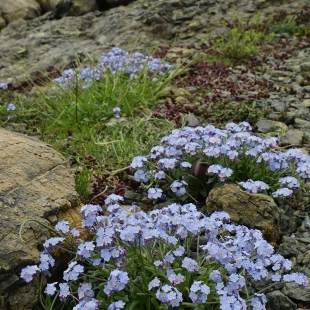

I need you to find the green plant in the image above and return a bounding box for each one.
[130,122,308,204]
[19,197,308,310]
[269,15,298,35]
[0,47,201,167]
[211,16,274,61]
[204,101,270,126]
[301,133,309,144]
[297,24,310,37]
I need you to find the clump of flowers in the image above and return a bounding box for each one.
[112,107,121,119]
[0,82,8,90]
[130,121,308,201]
[20,195,308,309]
[53,47,173,90]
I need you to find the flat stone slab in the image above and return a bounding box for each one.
[0,129,79,309]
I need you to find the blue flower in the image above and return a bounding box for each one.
[55,221,70,234]
[104,194,124,205]
[148,277,161,290]
[147,187,163,199]
[130,156,148,169]
[134,169,150,183]
[20,265,40,283]
[59,282,70,299]
[71,227,80,237]
[108,301,126,310]
[44,282,58,296]
[181,257,199,273]
[0,82,8,90]
[113,107,121,119]
[7,103,16,111]
[278,176,300,189]
[272,188,293,198]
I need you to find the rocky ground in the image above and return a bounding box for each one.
[1,0,310,309]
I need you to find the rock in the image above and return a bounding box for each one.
[69,0,98,16]
[53,0,98,19]
[205,184,281,241]
[255,119,288,134]
[0,129,80,310]
[283,282,310,303]
[0,0,307,85]
[277,237,308,259]
[175,96,188,104]
[0,0,41,26]
[266,290,297,310]
[52,0,73,19]
[300,62,310,72]
[302,99,310,108]
[294,118,310,130]
[0,16,6,29]
[124,189,143,203]
[186,113,200,127]
[173,88,193,98]
[35,0,53,13]
[270,101,287,113]
[281,129,304,145]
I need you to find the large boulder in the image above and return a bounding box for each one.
[0,129,80,310]
[0,0,41,26]
[52,0,98,19]
[205,184,281,242]
[35,0,54,13]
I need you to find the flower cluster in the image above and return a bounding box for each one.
[99,47,173,79]
[155,285,183,307]
[53,47,173,90]
[189,281,211,304]
[7,102,16,111]
[104,269,129,296]
[112,107,121,119]
[238,179,270,194]
[20,194,308,310]
[0,82,8,90]
[130,122,308,200]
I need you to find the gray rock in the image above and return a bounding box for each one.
[277,237,308,258]
[255,119,288,134]
[302,99,310,108]
[301,86,310,93]
[270,101,287,113]
[281,129,304,145]
[53,0,98,19]
[266,290,297,310]
[294,118,310,130]
[300,62,310,72]
[186,113,200,127]
[283,282,310,302]
[35,0,53,13]
[0,0,308,86]
[124,189,143,203]
[0,128,80,309]
[0,0,41,27]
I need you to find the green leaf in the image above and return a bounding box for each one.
[151,297,160,310]
[128,300,140,310]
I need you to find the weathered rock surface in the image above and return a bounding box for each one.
[0,128,79,309]
[283,282,310,303]
[0,0,309,86]
[0,0,41,27]
[53,0,98,19]
[205,184,281,241]
[277,237,310,277]
[266,290,297,310]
